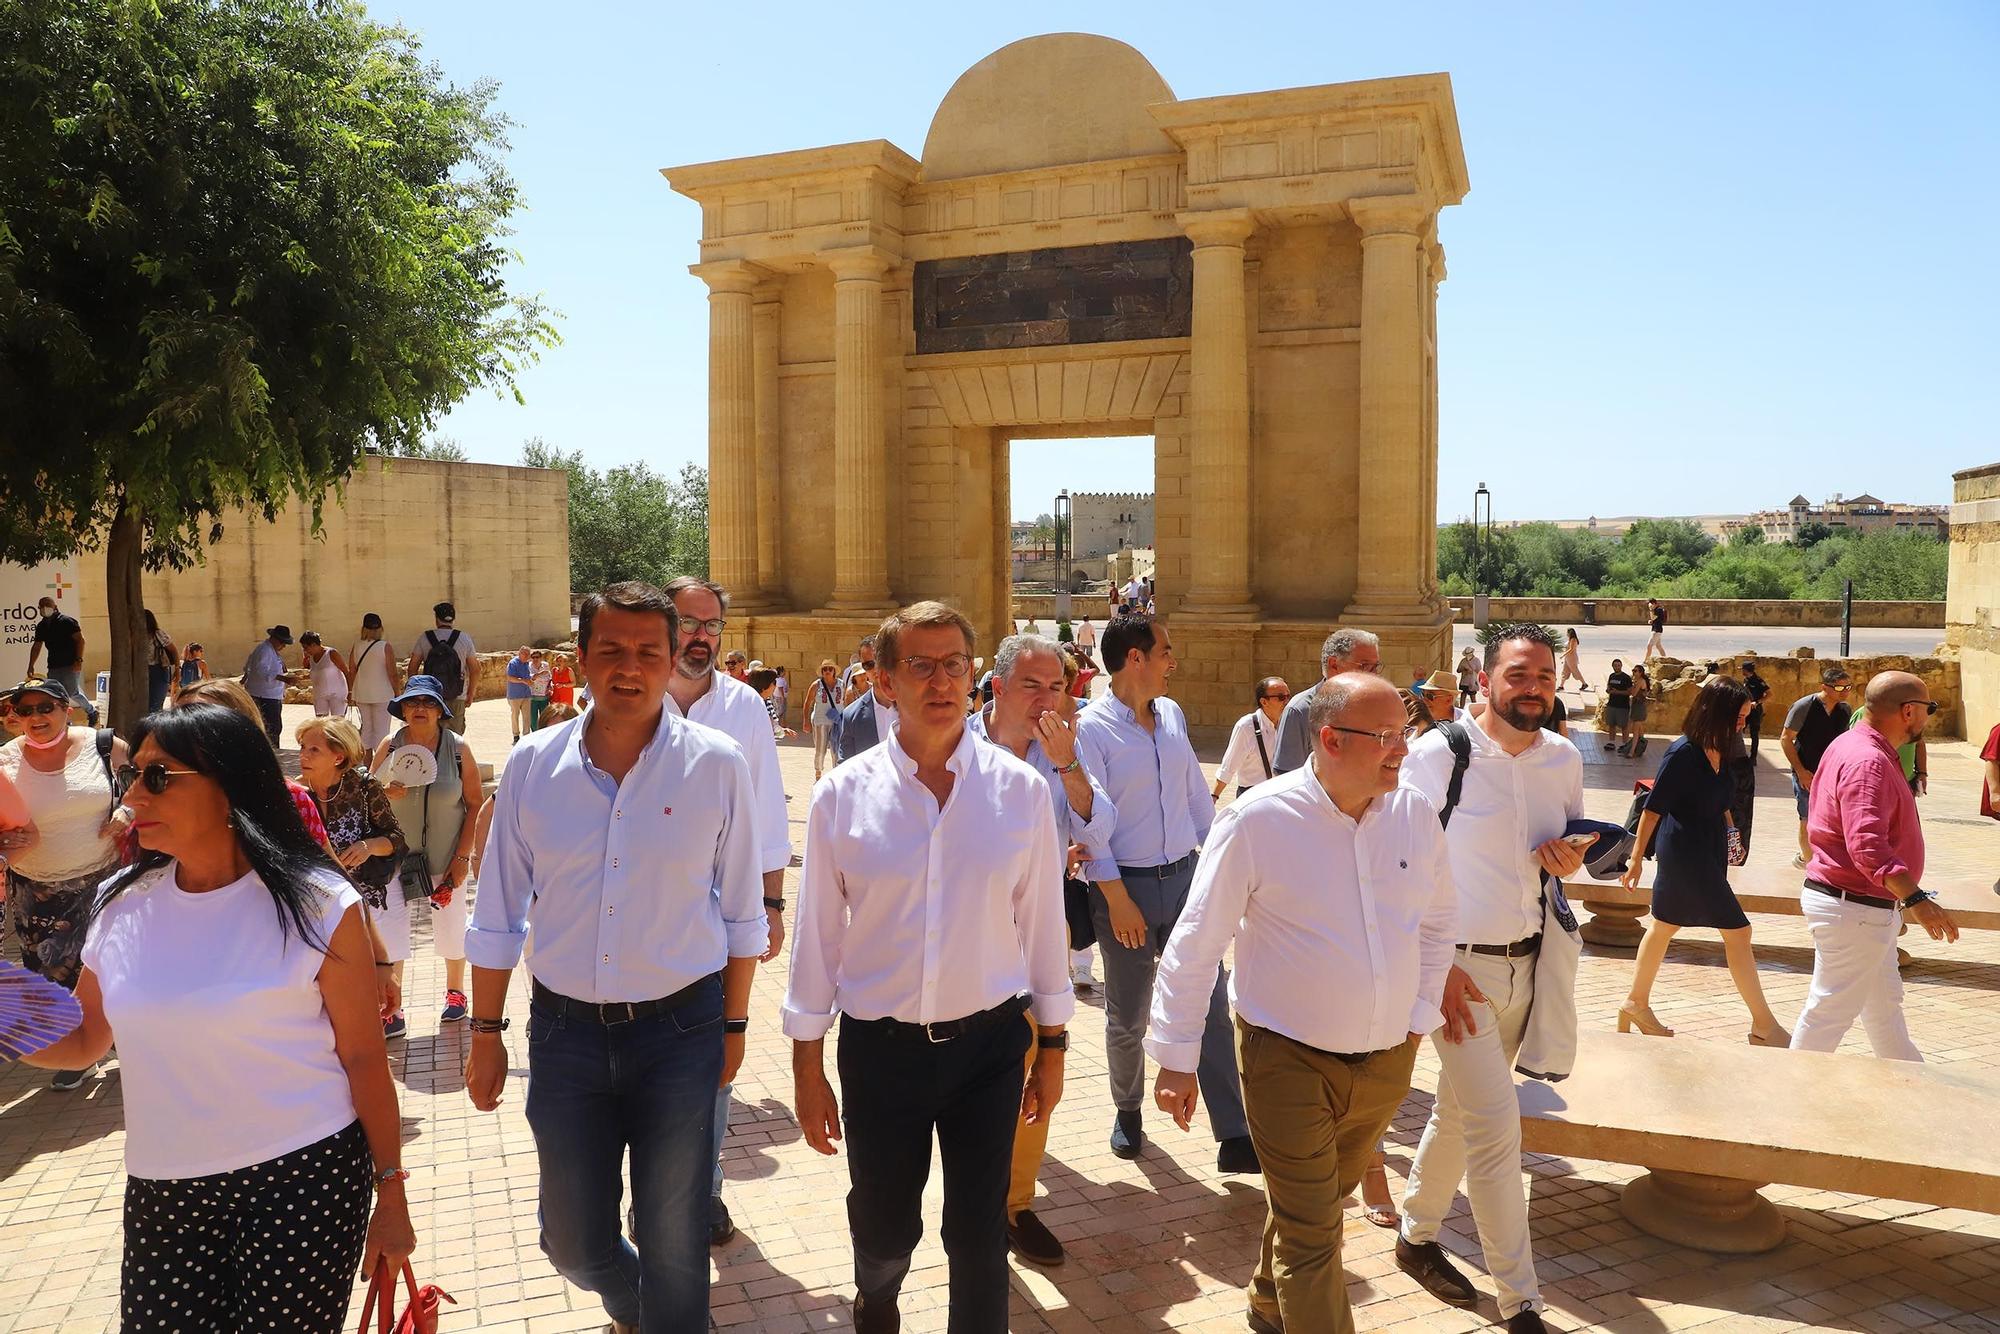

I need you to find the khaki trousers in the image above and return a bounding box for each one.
[1241,1021,1418,1334]
[1008,1013,1044,1218]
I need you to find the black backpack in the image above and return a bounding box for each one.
[421,629,465,700]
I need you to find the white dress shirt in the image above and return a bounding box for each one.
[1074,693,1211,881]
[782,723,1075,1039]
[466,709,767,1003]
[664,671,793,875]
[1147,767,1459,1070]
[967,707,1116,867]
[1400,716,1583,946]
[1214,709,1280,791]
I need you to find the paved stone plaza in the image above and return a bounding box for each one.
[4,688,1999,1333]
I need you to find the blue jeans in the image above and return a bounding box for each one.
[525,975,724,1332]
[46,666,96,725]
[711,1084,730,1200]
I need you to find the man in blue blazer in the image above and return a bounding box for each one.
[833,673,896,761]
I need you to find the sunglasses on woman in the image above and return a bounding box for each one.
[10,699,64,717]
[115,762,203,795]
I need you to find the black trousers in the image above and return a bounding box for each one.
[254,694,284,746]
[837,1007,1033,1332]
[121,1120,373,1332]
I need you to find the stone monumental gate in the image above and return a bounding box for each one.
[665,35,1467,731]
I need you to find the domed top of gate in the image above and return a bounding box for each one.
[921,34,1178,182]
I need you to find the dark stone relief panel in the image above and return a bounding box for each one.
[913,239,1192,354]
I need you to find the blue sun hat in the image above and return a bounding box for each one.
[388,674,454,720]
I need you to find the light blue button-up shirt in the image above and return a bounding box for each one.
[243,641,285,701]
[967,706,1116,869]
[1074,691,1212,882]
[465,707,767,1003]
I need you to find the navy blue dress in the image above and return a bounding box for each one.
[1645,736,1748,929]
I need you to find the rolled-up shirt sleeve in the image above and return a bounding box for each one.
[1146,807,1252,1073]
[1017,793,1077,1028]
[781,785,846,1039]
[714,748,769,960]
[1840,760,1912,888]
[464,750,533,971]
[1409,813,1459,1037]
[1214,716,1255,790]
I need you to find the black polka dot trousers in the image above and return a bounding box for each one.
[120,1119,373,1332]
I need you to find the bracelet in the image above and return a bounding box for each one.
[723,1018,749,1034]
[762,896,785,911]
[374,960,393,969]
[468,1017,509,1034]
[374,1167,410,1188]
[1055,758,1081,774]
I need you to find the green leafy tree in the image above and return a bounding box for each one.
[0,0,554,729]
[403,436,469,461]
[1792,521,1836,548]
[521,439,708,591]
[1729,524,1766,547]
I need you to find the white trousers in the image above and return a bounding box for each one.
[1400,948,1541,1318]
[368,895,412,963]
[430,882,469,962]
[313,690,348,718]
[355,703,393,753]
[1790,892,1920,1061]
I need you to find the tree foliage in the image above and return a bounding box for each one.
[521,438,708,592]
[1439,520,1945,601]
[0,0,553,726]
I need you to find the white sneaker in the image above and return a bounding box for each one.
[1070,952,1097,991]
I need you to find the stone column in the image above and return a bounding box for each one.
[693,260,762,602]
[1345,195,1435,623]
[1176,208,1257,617]
[751,289,784,606]
[824,248,893,612]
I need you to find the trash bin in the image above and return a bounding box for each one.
[1581,600,1597,625]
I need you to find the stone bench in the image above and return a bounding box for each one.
[1574,876,2000,952]
[1517,1031,2000,1253]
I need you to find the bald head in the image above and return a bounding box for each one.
[1307,671,1410,809]
[1863,670,1934,748]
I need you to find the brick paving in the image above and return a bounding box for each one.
[5,693,2000,1333]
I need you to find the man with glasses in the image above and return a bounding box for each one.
[1075,614,1253,1171]
[1212,677,1291,801]
[785,602,1072,1333]
[1791,671,1958,1059]
[1151,672,1456,1333]
[658,575,792,1247]
[834,637,895,761]
[1393,625,1584,1334]
[1272,628,1381,774]
[1782,667,1853,868]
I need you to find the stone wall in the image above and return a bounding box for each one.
[1593,652,1963,741]
[1448,596,1944,630]
[1947,463,2000,748]
[75,456,571,679]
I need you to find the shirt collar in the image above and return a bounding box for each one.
[1465,711,1549,758]
[574,705,676,776]
[884,717,975,780]
[1854,721,1900,760]
[1293,760,1378,829]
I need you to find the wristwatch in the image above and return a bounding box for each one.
[1036,1032,1069,1051]
[723,1018,749,1034]
[1897,888,1937,911]
[762,896,785,911]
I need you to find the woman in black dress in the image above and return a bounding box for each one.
[1616,677,1790,1046]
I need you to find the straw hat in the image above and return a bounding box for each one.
[1417,669,1458,695]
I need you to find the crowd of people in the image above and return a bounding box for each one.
[0,575,1973,1334]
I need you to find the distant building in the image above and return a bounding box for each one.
[1070,492,1154,561]
[1723,494,1948,543]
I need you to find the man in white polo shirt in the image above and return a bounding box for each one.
[1151,672,1456,1332]
[1393,624,1586,1334]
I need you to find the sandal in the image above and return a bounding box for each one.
[1361,1159,1399,1229]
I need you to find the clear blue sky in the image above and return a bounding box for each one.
[395,1,1998,525]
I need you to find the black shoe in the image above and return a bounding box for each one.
[1216,1135,1261,1174]
[853,1291,900,1334]
[1507,1311,1549,1333]
[49,1067,88,1091]
[1007,1209,1065,1266]
[1247,1307,1284,1334]
[709,1196,736,1247]
[1395,1237,1477,1308]
[1110,1109,1144,1159]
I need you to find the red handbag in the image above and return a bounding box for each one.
[356,1260,456,1334]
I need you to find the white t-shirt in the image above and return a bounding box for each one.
[82,862,362,1179]
[0,730,118,881]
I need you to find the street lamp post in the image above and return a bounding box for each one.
[1472,482,1492,629]
[1054,489,1072,621]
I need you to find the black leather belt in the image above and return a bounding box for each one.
[531,973,718,1026]
[1805,879,1895,910]
[1462,934,1542,958]
[848,994,1028,1044]
[1117,853,1196,880]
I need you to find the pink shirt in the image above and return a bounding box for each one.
[1804,724,1921,904]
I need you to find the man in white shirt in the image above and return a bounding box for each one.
[660,575,793,1248]
[1394,626,1587,1334]
[1152,672,1456,1333]
[464,581,767,1334]
[1211,676,1290,800]
[970,634,1116,1268]
[1121,574,1147,610]
[1273,628,1381,774]
[786,602,1072,1334]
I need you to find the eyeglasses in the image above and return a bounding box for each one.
[675,616,726,637]
[900,653,973,681]
[1260,692,1292,702]
[10,700,63,717]
[860,660,876,670]
[115,763,203,796]
[1328,724,1419,747]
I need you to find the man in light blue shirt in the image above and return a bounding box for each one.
[241,625,291,745]
[464,581,766,1333]
[1073,614,1252,1172]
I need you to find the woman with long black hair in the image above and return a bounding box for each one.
[26,704,415,1331]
